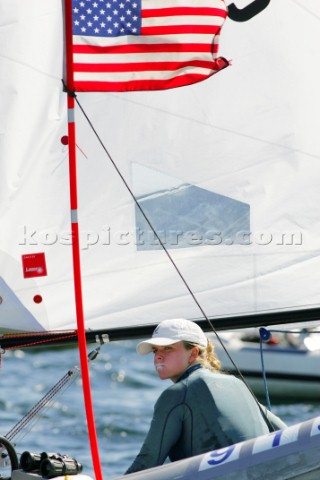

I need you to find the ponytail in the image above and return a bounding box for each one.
[184,338,221,372]
[203,338,221,371]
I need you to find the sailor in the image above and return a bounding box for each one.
[126,318,286,474]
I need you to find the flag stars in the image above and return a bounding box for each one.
[73,0,141,37]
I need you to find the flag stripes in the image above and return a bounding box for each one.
[71,0,228,91]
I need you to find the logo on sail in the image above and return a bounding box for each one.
[22,253,48,278]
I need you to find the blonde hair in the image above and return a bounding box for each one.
[184,338,221,371]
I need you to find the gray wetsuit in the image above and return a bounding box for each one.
[126,364,285,474]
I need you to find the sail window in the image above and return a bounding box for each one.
[132,164,250,251]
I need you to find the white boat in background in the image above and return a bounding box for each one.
[1,0,320,479]
[214,328,320,401]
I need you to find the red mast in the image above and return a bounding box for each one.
[63,1,103,478]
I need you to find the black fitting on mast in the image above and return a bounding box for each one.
[61,79,77,97]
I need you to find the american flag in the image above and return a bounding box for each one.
[71,0,229,92]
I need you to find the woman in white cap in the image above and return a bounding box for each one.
[126,318,285,474]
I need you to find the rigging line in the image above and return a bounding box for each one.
[290,0,320,21]
[74,98,226,345]
[74,97,209,323]
[4,345,102,444]
[5,367,80,444]
[193,305,320,328]
[74,97,275,431]
[106,94,320,162]
[259,332,272,411]
[270,329,320,334]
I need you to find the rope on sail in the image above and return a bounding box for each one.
[73,96,276,432]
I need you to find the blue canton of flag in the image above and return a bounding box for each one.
[72,0,142,37]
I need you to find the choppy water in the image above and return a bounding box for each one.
[0,341,318,479]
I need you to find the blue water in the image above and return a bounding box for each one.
[0,341,318,479]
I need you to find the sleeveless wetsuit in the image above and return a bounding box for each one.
[126,364,285,474]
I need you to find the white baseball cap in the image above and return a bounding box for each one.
[136,318,208,355]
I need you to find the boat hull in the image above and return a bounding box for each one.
[116,416,320,479]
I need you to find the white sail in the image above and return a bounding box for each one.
[1,0,320,333]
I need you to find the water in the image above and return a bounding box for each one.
[0,341,318,479]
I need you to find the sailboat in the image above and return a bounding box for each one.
[1,0,320,479]
[215,327,320,401]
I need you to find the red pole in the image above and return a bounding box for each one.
[64,2,103,479]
